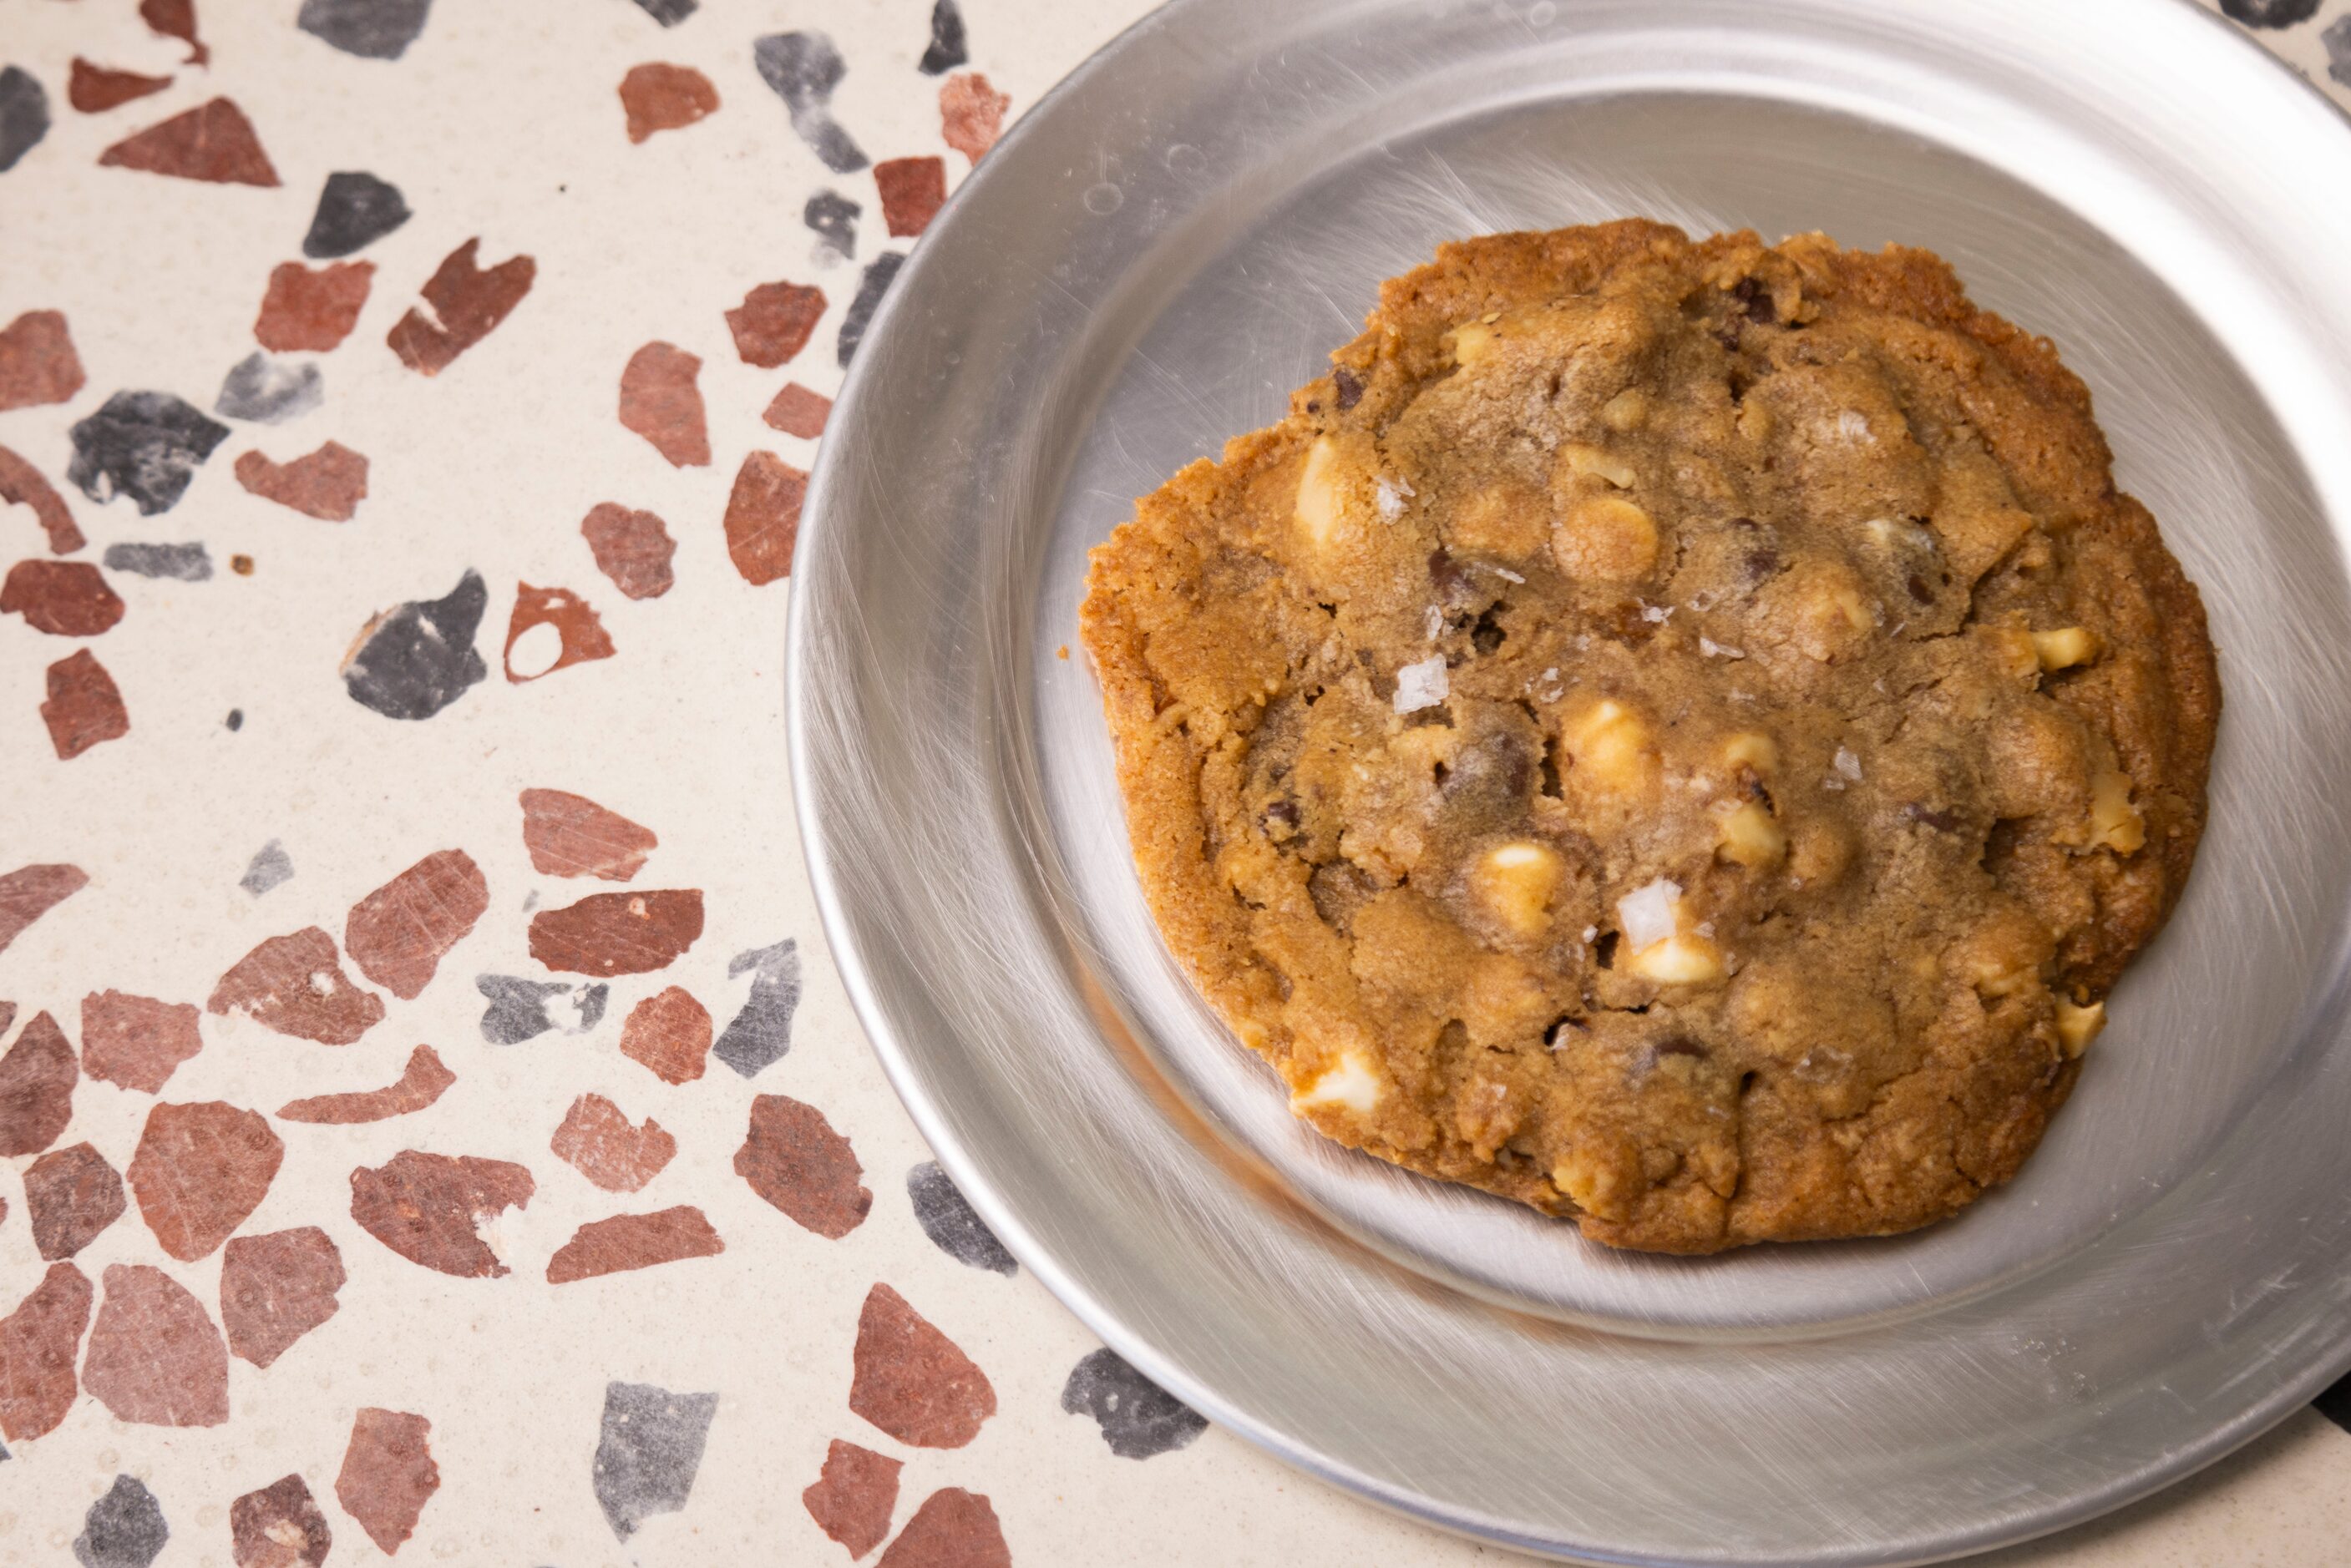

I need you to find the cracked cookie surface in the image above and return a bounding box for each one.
[1078,220,2218,1253]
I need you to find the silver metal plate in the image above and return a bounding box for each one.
[790,1,2351,1560]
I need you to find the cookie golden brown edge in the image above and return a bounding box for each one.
[1078,220,2218,1253]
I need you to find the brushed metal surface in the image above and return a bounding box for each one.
[789,1,2351,1561]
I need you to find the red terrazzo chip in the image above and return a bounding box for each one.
[619,341,711,468]
[545,1205,723,1282]
[0,863,88,954]
[254,260,374,352]
[69,58,173,114]
[0,445,85,553]
[387,239,537,377]
[0,1011,77,1156]
[43,649,130,759]
[349,1150,535,1277]
[220,1226,345,1368]
[529,889,703,976]
[723,450,806,586]
[2,559,125,635]
[208,926,385,1044]
[874,157,947,238]
[763,382,832,440]
[129,1100,285,1262]
[725,281,827,367]
[83,1262,230,1427]
[803,1438,901,1560]
[940,73,1011,166]
[141,0,209,65]
[0,311,88,412]
[24,1141,126,1261]
[736,1093,871,1239]
[99,97,280,186]
[620,985,711,1085]
[344,847,489,999]
[620,62,719,144]
[277,1044,453,1123]
[505,583,616,682]
[579,503,676,600]
[81,989,204,1093]
[231,1473,332,1567]
[336,1408,439,1555]
[551,1093,676,1193]
[522,787,658,880]
[877,1489,1012,1568]
[0,1262,91,1441]
[234,441,370,521]
[849,1283,997,1449]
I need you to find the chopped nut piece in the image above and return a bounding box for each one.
[2055,998,2105,1057]
[1564,699,1657,797]
[1471,842,1564,937]
[1295,437,1344,550]
[1630,933,1725,984]
[1715,801,1786,867]
[1558,443,1637,490]
[1720,731,1779,773]
[2032,626,2099,671]
[2089,770,2146,853]
[1553,495,1658,582]
[1599,388,1649,432]
[1762,557,1875,662]
[1292,1050,1383,1113]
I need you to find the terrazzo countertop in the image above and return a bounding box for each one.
[3,1,2348,1564]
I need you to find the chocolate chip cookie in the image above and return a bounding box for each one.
[1078,220,2218,1253]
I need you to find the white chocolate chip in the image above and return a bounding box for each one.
[1294,1050,1385,1113]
